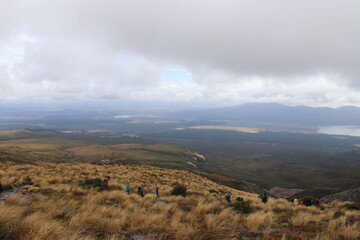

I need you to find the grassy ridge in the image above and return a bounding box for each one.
[0,130,253,191]
[0,137,196,168]
[0,162,359,240]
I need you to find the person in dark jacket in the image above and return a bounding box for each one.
[154,186,159,198]
[138,185,144,197]
[225,192,232,202]
[261,193,268,203]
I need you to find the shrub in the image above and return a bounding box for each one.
[41,188,56,196]
[345,202,360,210]
[21,176,33,186]
[0,184,12,191]
[171,184,187,197]
[230,198,252,214]
[209,189,218,194]
[79,178,108,192]
[219,189,226,194]
[333,209,345,218]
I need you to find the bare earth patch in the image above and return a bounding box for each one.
[178,125,260,133]
[266,187,303,198]
[87,129,110,133]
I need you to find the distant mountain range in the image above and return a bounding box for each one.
[171,103,360,126]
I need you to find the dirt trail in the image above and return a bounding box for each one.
[0,189,14,203]
[0,186,32,203]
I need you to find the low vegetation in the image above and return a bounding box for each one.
[1,129,360,193]
[230,197,252,214]
[80,178,109,192]
[0,161,359,240]
[170,184,187,197]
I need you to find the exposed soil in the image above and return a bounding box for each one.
[266,187,303,198]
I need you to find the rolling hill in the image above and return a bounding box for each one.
[171,102,360,126]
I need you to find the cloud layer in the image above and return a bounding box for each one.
[0,0,360,106]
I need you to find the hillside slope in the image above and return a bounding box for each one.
[0,132,200,168]
[1,129,359,192]
[322,188,360,204]
[0,162,359,240]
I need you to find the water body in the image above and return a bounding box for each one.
[318,125,360,137]
[114,115,160,119]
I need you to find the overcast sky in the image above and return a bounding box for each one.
[1,0,359,107]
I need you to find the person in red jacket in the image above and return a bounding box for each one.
[103,176,110,184]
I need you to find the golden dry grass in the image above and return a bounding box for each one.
[0,161,359,240]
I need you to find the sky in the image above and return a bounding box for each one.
[0,0,360,107]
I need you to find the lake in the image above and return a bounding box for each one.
[318,125,360,137]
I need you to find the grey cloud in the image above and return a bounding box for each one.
[0,0,360,104]
[2,1,360,78]
[1,35,165,100]
[79,0,360,81]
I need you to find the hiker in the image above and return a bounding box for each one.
[293,198,299,205]
[138,185,144,197]
[316,198,321,206]
[304,198,312,206]
[261,193,268,203]
[154,186,159,198]
[103,176,110,185]
[225,192,232,202]
[125,183,130,194]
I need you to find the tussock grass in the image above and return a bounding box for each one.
[0,161,359,239]
[11,213,64,240]
[246,211,274,232]
[0,205,25,237]
[4,194,29,206]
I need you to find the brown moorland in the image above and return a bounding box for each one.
[0,162,359,240]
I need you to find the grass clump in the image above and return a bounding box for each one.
[0,206,25,239]
[333,209,345,218]
[209,189,218,194]
[79,178,108,191]
[345,202,360,210]
[171,184,187,197]
[21,176,33,185]
[230,197,252,214]
[41,188,57,196]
